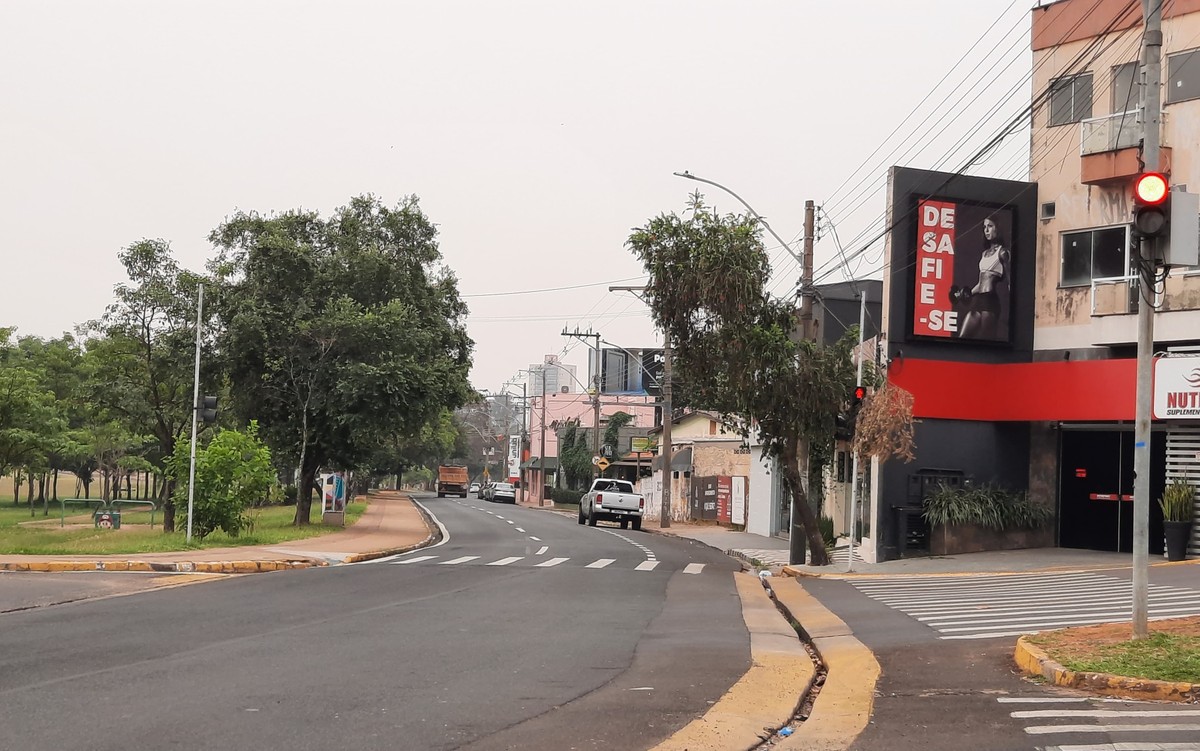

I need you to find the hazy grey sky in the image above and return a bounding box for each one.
[0,1,1032,393]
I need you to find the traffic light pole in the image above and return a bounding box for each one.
[847,289,867,572]
[186,283,203,544]
[1132,0,1164,640]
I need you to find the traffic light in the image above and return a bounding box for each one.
[1132,172,1170,239]
[836,386,868,442]
[199,395,219,424]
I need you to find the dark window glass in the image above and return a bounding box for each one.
[1167,48,1200,104]
[1112,61,1138,113]
[1092,227,1129,279]
[1050,73,1094,126]
[1061,231,1094,286]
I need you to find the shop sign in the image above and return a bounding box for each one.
[1153,356,1200,419]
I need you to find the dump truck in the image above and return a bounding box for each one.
[437,465,469,498]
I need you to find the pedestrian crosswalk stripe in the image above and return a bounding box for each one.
[1013,710,1200,719]
[536,557,569,567]
[487,557,523,566]
[851,571,1200,639]
[439,556,480,565]
[635,560,660,571]
[1026,724,1200,735]
[395,555,437,565]
[1000,695,1200,750]
[683,563,705,575]
[1046,739,1200,743]
[535,546,549,555]
[586,558,615,569]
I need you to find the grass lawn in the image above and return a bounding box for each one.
[0,500,367,555]
[1028,617,1200,684]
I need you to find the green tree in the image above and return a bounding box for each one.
[210,194,474,525]
[628,194,856,565]
[0,331,64,504]
[168,424,274,540]
[83,240,217,531]
[557,420,593,490]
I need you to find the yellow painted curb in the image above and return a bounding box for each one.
[0,559,322,574]
[650,573,814,751]
[1015,635,1199,702]
[770,578,881,751]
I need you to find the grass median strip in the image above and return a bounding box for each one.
[1026,617,1200,684]
[0,502,366,555]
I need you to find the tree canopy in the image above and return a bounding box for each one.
[628,193,856,565]
[210,194,475,524]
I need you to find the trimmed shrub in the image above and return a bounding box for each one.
[923,483,1051,531]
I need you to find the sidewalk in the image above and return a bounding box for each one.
[0,491,435,573]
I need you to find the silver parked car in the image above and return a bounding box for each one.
[489,482,516,504]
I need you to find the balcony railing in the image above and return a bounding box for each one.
[1080,110,1170,156]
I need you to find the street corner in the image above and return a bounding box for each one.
[1014,633,1200,703]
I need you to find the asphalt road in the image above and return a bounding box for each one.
[0,494,749,751]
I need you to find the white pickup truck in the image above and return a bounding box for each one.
[578,478,645,530]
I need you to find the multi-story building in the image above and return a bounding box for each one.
[862,0,1200,563]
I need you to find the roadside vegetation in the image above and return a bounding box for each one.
[1,193,476,550]
[1028,617,1200,684]
[0,501,367,555]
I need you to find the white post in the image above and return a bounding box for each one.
[847,290,867,572]
[186,283,203,544]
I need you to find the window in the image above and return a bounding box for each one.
[1060,226,1130,287]
[1049,73,1093,126]
[1111,61,1138,114]
[1167,48,1200,104]
[1041,201,1056,221]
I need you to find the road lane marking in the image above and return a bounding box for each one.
[586,559,615,569]
[487,557,523,566]
[394,555,437,565]
[529,536,541,542]
[536,557,569,567]
[1013,710,1200,719]
[635,561,660,571]
[683,563,705,575]
[516,528,525,532]
[439,556,480,565]
[535,546,548,555]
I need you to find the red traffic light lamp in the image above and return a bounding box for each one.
[1134,172,1168,206]
[1132,172,1170,238]
[853,385,867,404]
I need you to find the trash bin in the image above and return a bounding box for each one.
[94,509,121,530]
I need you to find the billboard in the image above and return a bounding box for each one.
[596,347,664,394]
[912,199,1014,343]
[507,435,521,480]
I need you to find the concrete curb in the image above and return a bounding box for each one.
[783,557,1200,580]
[0,559,324,574]
[1014,635,1199,703]
[770,577,881,750]
[650,572,815,751]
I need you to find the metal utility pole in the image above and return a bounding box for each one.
[519,382,528,503]
[789,200,817,567]
[539,368,547,507]
[847,290,867,572]
[1132,0,1164,639]
[660,335,673,528]
[186,283,203,544]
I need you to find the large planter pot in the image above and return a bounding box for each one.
[1164,520,1194,562]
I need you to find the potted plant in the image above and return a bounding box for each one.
[1160,476,1195,562]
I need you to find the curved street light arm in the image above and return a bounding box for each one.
[673,171,804,265]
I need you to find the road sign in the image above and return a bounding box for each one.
[596,458,610,471]
[591,455,601,466]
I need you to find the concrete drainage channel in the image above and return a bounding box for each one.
[751,574,828,747]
